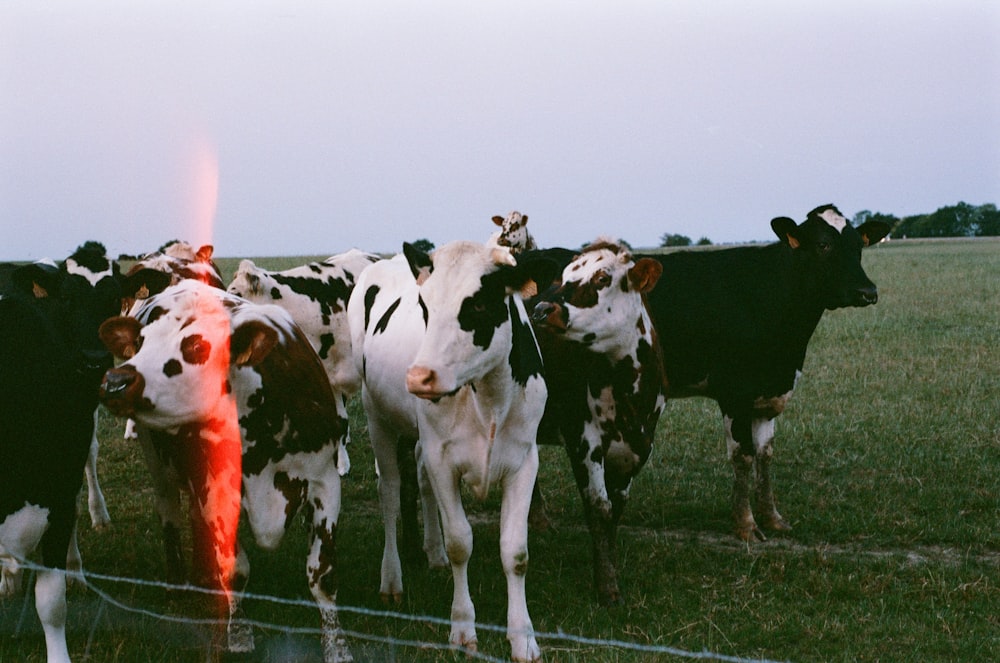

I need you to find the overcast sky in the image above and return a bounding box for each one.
[2,1,998,261]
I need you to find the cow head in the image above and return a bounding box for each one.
[532,239,662,355]
[6,244,122,378]
[490,211,537,255]
[402,240,557,399]
[227,259,265,298]
[771,204,890,310]
[98,281,281,430]
[119,242,225,315]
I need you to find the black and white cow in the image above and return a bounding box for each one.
[1,255,121,663]
[348,241,558,662]
[529,239,666,606]
[227,248,381,476]
[487,211,537,256]
[61,242,121,533]
[641,204,890,541]
[98,281,351,662]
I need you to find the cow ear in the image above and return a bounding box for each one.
[510,254,560,299]
[771,216,801,249]
[492,215,505,227]
[13,263,61,298]
[628,258,663,294]
[231,319,279,367]
[856,220,891,247]
[195,245,215,263]
[403,242,433,285]
[121,268,174,300]
[100,317,142,360]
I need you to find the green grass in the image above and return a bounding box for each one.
[2,239,998,662]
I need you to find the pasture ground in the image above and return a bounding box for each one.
[1,238,997,662]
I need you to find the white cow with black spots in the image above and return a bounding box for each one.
[529,239,666,606]
[227,248,381,476]
[98,281,351,662]
[348,241,558,662]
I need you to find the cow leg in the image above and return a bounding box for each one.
[724,412,764,541]
[226,543,254,654]
[567,428,621,606]
[499,445,541,663]
[422,456,477,652]
[752,417,791,533]
[84,410,111,530]
[368,418,406,603]
[34,566,71,663]
[304,474,352,663]
[396,435,422,564]
[137,428,187,584]
[413,440,447,568]
[336,393,352,477]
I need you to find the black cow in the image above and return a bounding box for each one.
[642,203,890,541]
[0,252,121,663]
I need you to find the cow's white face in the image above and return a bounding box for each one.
[102,282,237,429]
[405,242,520,398]
[538,241,662,356]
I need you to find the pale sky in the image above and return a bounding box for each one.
[2,1,998,261]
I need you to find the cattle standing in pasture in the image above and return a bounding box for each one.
[1,255,121,663]
[98,281,351,662]
[348,241,558,662]
[61,242,121,534]
[487,211,537,255]
[530,239,666,606]
[227,249,381,476]
[643,204,890,541]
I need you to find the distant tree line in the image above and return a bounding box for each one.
[853,202,1000,239]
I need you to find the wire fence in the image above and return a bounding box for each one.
[4,559,790,663]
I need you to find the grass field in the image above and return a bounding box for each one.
[2,238,998,662]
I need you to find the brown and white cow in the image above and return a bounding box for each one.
[98,280,351,662]
[227,248,381,476]
[348,241,558,662]
[530,239,666,606]
[486,211,537,256]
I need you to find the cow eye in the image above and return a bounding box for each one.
[593,271,612,288]
[817,241,832,254]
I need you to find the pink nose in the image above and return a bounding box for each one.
[406,365,437,396]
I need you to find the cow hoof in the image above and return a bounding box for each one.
[764,516,792,533]
[380,591,403,605]
[736,524,767,542]
[597,580,623,607]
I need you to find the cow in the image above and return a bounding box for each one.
[98,281,351,662]
[487,211,537,255]
[61,242,121,534]
[1,255,121,663]
[348,241,558,662]
[529,239,666,606]
[641,204,890,541]
[227,248,381,476]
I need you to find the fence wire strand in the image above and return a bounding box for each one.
[6,559,790,663]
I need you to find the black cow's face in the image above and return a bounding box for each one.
[772,204,890,310]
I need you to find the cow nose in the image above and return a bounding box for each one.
[857,285,878,306]
[532,301,567,330]
[101,367,135,398]
[406,366,437,395]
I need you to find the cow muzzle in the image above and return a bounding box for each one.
[405,365,458,400]
[99,365,150,417]
[531,301,567,331]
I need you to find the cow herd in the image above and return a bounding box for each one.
[0,204,890,663]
